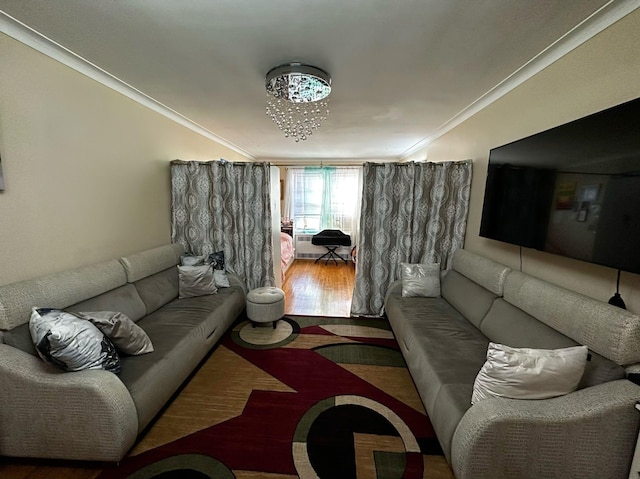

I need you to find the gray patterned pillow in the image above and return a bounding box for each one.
[29,308,120,373]
[75,311,154,355]
[178,265,218,298]
[400,263,441,297]
[208,250,225,270]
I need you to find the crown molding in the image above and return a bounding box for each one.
[400,0,640,160]
[0,11,255,160]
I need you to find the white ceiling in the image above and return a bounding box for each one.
[0,0,633,161]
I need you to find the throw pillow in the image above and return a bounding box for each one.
[180,254,206,266]
[75,311,154,355]
[471,342,588,404]
[29,308,121,373]
[178,265,217,299]
[213,269,230,288]
[400,263,441,297]
[208,250,225,270]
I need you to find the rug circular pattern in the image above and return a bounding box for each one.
[232,317,300,349]
[125,453,234,479]
[292,395,422,478]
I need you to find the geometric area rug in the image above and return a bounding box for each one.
[98,316,454,479]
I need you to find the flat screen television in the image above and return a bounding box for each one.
[480,96,640,275]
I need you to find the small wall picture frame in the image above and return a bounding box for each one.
[555,182,576,210]
[579,184,600,202]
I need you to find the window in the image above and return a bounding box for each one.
[284,167,362,236]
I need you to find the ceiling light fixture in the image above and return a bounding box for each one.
[265,62,331,142]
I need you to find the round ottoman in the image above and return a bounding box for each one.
[246,286,285,328]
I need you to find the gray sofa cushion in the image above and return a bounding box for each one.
[2,322,37,356]
[386,286,490,460]
[403,308,489,461]
[0,259,127,330]
[504,270,640,366]
[452,249,511,296]
[441,270,497,329]
[119,244,185,283]
[118,283,245,431]
[3,284,149,356]
[133,267,180,315]
[480,298,624,388]
[67,284,147,322]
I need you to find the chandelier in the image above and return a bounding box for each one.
[265,63,331,142]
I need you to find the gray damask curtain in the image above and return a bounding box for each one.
[350,160,472,317]
[171,160,275,290]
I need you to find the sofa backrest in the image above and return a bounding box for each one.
[441,249,511,328]
[119,243,184,283]
[119,244,185,315]
[0,259,127,331]
[0,244,185,353]
[451,249,511,297]
[481,297,625,388]
[503,270,640,367]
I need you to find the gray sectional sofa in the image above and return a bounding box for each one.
[385,248,640,479]
[0,244,246,462]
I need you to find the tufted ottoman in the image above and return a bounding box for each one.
[246,286,285,328]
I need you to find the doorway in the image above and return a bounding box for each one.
[282,259,355,317]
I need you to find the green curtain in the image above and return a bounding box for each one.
[306,166,337,230]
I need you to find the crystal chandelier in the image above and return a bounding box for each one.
[265,63,331,142]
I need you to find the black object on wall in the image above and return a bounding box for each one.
[480,164,555,250]
[480,96,640,276]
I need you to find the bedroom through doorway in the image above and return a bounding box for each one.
[281,259,355,317]
[278,165,362,318]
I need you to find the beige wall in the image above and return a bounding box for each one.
[0,34,251,286]
[409,9,640,313]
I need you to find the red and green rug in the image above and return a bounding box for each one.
[99,316,452,479]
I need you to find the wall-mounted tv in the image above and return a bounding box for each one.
[480,97,640,275]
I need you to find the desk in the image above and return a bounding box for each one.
[281,225,293,237]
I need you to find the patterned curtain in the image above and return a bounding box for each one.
[171,160,275,290]
[350,160,472,317]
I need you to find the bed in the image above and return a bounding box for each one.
[280,231,295,282]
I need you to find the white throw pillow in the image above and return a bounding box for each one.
[29,308,121,373]
[471,342,588,404]
[213,269,230,288]
[400,263,441,297]
[75,311,154,355]
[180,254,206,266]
[178,265,217,298]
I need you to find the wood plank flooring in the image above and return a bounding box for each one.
[282,259,355,317]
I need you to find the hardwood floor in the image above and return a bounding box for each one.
[282,259,356,317]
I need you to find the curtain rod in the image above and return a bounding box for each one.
[280,164,364,169]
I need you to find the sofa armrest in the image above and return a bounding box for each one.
[452,379,640,479]
[0,344,138,462]
[384,280,403,305]
[228,272,248,298]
